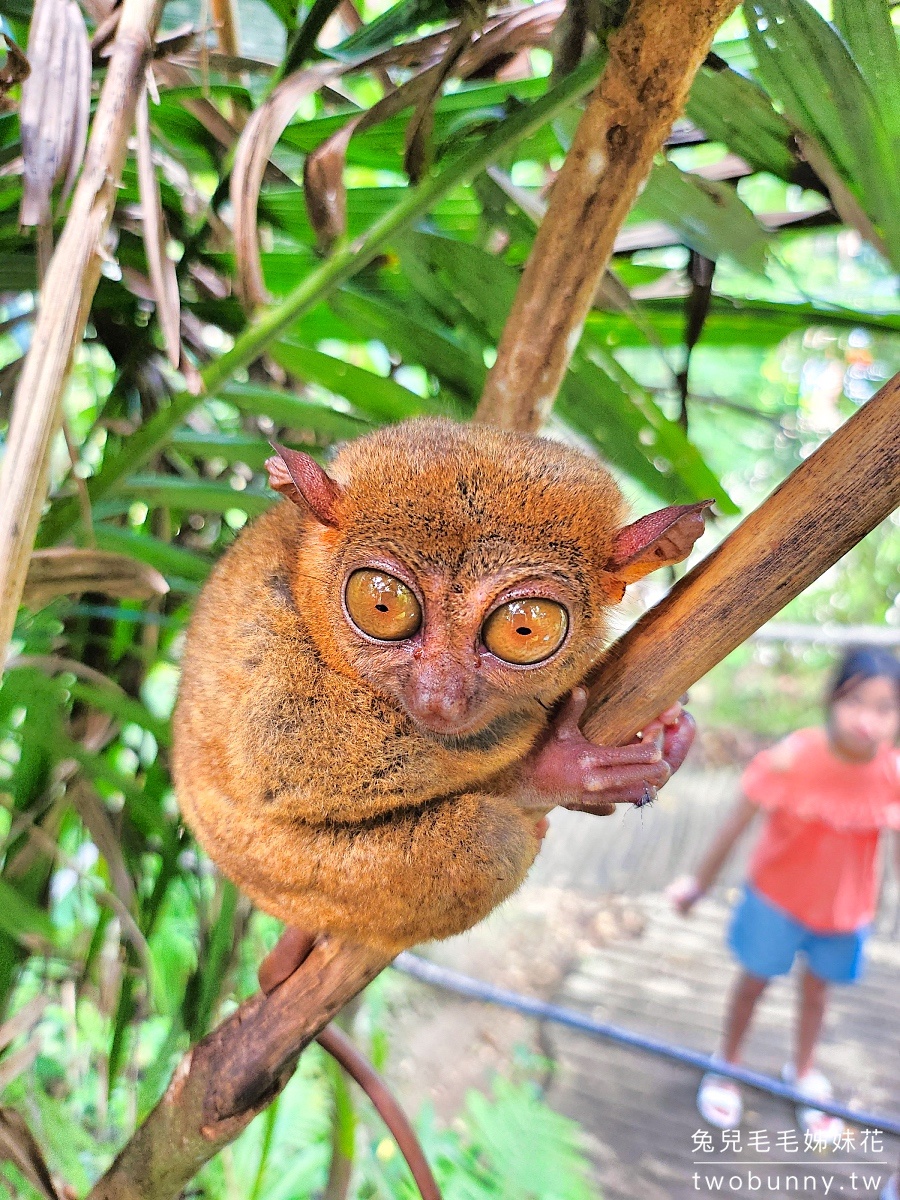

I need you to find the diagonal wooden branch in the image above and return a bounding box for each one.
[88,940,388,1200]
[475,0,739,430]
[582,370,900,745]
[85,372,900,1200]
[0,0,165,665]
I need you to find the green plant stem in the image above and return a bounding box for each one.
[249,1098,280,1200]
[39,52,605,547]
[324,1054,356,1200]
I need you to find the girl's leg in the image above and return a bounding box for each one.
[698,970,769,1127]
[721,970,770,1062]
[795,967,829,1077]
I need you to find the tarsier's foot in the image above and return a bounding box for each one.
[525,687,696,817]
[258,926,318,994]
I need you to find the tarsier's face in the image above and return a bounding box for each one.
[267,419,710,741]
[335,548,592,738]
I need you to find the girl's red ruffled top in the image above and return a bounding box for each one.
[742,727,900,933]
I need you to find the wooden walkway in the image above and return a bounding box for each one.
[389,766,900,1199]
[547,890,900,1200]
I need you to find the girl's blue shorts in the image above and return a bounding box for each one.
[728,884,868,984]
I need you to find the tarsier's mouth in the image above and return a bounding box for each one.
[419,707,534,752]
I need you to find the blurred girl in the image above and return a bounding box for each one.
[670,647,900,1134]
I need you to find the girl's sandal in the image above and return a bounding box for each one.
[698,1072,743,1128]
[782,1065,844,1143]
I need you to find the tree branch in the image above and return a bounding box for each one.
[87,939,388,1200]
[582,371,900,745]
[475,0,739,430]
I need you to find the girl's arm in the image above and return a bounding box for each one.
[669,794,760,914]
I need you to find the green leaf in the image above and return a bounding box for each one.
[221,381,372,441]
[687,63,795,180]
[261,186,482,246]
[467,1079,597,1200]
[261,0,298,28]
[402,233,737,510]
[68,681,171,747]
[745,0,900,268]
[333,288,487,402]
[831,0,900,162]
[0,877,55,946]
[0,252,36,289]
[92,525,213,584]
[587,295,900,347]
[278,76,556,169]
[186,880,239,1040]
[269,341,446,421]
[168,431,276,468]
[636,160,770,275]
[113,477,275,517]
[330,0,455,57]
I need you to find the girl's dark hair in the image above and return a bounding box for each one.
[829,645,900,706]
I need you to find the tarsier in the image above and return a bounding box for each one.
[173,418,708,979]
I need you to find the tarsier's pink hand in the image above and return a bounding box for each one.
[522,687,696,817]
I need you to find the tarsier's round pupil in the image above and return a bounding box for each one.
[345,569,421,641]
[482,599,568,665]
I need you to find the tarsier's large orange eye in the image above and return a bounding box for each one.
[345,569,422,641]
[482,599,568,665]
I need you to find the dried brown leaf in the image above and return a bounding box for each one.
[794,131,889,262]
[69,782,137,913]
[136,84,181,368]
[302,115,359,250]
[154,22,197,52]
[23,548,169,608]
[460,1,563,73]
[152,59,241,150]
[0,1106,62,1200]
[19,0,91,227]
[0,35,30,112]
[0,1043,40,1095]
[304,2,562,245]
[80,0,116,23]
[231,61,347,307]
[0,996,48,1056]
[303,69,440,249]
[404,21,474,183]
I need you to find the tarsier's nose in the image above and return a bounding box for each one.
[405,659,474,733]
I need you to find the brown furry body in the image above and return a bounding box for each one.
[173,420,626,953]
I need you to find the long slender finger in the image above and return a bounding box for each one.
[565,797,618,816]
[583,759,671,793]
[580,739,664,767]
[553,686,589,740]
[663,711,696,772]
[567,777,661,812]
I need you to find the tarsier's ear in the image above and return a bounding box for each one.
[265,442,343,528]
[603,500,713,600]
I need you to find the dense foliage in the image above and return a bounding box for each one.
[0,0,898,1192]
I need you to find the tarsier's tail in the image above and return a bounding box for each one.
[317,1024,442,1200]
